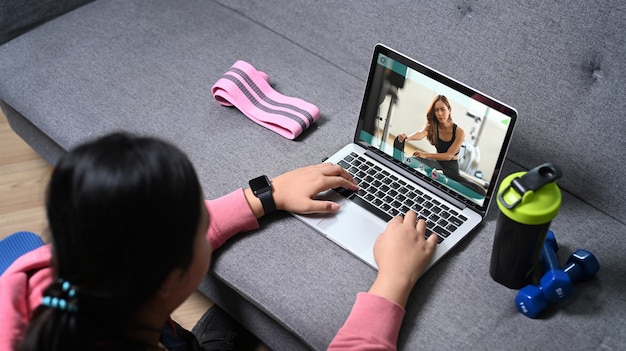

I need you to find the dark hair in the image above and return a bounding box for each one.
[425,95,452,146]
[19,133,202,350]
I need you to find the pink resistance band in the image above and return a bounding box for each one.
[212,60,320,140]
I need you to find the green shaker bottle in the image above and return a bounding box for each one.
[490,163,562,289]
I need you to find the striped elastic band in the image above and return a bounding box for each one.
[212,60,320,140]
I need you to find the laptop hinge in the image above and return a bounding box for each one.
[364,148,468,211]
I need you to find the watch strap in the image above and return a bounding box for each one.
[257,188,276,214]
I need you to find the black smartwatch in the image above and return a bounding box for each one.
[248,175,276,214]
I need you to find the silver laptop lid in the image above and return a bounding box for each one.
[354,44,517,215]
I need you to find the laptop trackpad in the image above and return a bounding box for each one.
[317,201,385,263]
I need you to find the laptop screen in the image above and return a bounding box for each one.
[355,45,517,212]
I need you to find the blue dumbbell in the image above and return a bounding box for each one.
[539,230,574,302]
[562,249,600,285]
[516,230,573,317]
[516,245,600,318]
[516,284,548,318]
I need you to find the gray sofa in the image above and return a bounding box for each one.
[1,1,624,350]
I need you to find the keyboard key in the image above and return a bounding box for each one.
[446,223,458,232]
[432,225,451,238]
[450,216,463,227]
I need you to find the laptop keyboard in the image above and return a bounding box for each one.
[336,152,468,243]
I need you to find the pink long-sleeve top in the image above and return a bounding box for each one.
[0,189,404,350]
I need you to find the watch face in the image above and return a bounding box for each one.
[250,175,271,194]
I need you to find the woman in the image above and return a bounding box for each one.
[398,95,486,196]
[0,132,437,350]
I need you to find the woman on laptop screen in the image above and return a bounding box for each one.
[397,94,486,197]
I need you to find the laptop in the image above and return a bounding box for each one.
[294,44,517,271]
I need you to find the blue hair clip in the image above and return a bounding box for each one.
[41,279,78,312]
[62,280,76,298]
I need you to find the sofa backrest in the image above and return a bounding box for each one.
[0,0,94,45]
[216,0,626,222]
[1,0,623,223]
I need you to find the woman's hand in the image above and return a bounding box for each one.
[397,133,408,142]
[413,150,428,159]
[368,211,438,307]
[245,163,359,217]
[273,163,358,214]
